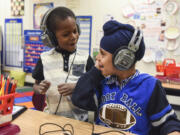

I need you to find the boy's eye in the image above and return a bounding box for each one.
[63,33,69,37]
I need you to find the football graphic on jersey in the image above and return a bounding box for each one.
[99,103,136,130]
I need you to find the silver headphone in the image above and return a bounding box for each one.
[113,29,143,71]
[40,7,59,48]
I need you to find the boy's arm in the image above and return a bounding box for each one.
[147,80,180,135]
[32,58,44,81]
[33,80,42,94]
[72,66,104,111]
[86,55,95,72]
[32,57,50,95]
[32,57,45,94]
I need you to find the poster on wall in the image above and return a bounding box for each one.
[24,30,50,73]
[122,0,169,63]
[76,16,92,55]
[123,0,180,61]
[33,3,53,29]
[11,0,24,16]
[4,18,23,67]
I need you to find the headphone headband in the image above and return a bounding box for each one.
[128,29,143,52]
[40,7,59,32]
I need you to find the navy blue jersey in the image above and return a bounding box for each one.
[96,74,173,135]
[72,67,180,135]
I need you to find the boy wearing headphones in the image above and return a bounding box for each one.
[72,20,180,134]
[32,7,94,121]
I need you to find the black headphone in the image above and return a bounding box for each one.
[112,28,143,71]
[40,7,80,48]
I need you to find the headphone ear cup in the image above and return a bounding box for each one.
[112,28,143,70]
[40,29,58,48]
[40,8,59,48]
[40,32,54,48]
[47,30,59,47]
[76,24,81,35]
[113,47,135,71]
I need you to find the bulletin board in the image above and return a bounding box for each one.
[11,0,24,16]
[4,18,23,67]
[76,16,92,55]
[23,30,44,73]
[122,0,180,63]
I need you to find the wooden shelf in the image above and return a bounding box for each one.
[162,83,180,90]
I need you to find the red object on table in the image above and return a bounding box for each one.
[0,124,20,135]
[156,58,180,78]
[0,93,15,127]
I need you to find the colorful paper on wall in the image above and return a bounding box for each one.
[24,30,50,73]
[11,0,24,16]
[4,19,23,67]
[33,3,53,29]
[76,16,92,55]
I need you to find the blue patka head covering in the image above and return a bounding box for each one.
[100,20,145,61]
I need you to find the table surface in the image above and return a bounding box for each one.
[12,109,133,135]
[162,82,180,90]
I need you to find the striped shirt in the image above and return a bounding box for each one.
[106,70,140,90]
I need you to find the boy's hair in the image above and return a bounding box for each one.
[46,7,76,33]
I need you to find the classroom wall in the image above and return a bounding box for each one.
[0,0,180,79]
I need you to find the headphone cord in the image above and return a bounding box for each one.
[91,123,126,135]
[54,51,77,115]
[39,120,128,135]
[39,123,74,135]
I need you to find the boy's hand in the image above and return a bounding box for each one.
[57,83,76,96]
[168,132,180,135]
[95,60,100,70]
[37,80,51,95]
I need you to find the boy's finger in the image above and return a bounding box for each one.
[41,80,51,86]
[57,83,66,88]
[62,91,72,96]
[39,90,46,95]
[39,85,48,90]
[58,88,67,93]
[40,82,50,89]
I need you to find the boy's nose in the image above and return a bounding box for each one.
[71,33,78,41]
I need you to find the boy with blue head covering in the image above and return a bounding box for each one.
[72,20,180,135]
